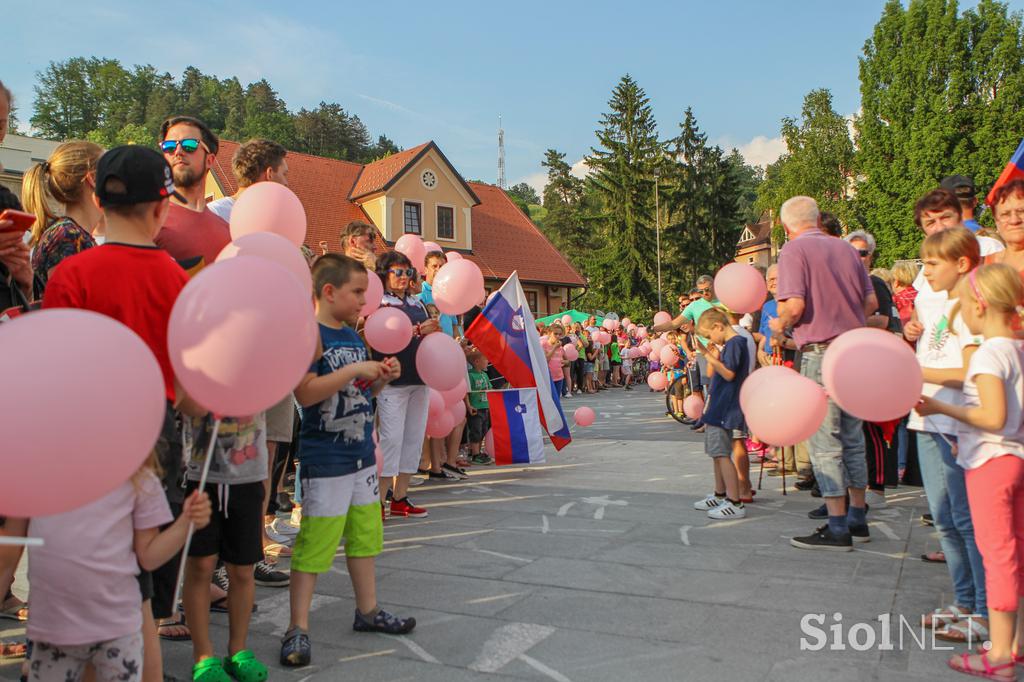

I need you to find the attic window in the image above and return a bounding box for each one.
[740,227,756,242]
[403,201,422,235]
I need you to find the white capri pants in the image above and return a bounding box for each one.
[378,384,430,477]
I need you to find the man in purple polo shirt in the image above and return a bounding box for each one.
[770,196,877,552]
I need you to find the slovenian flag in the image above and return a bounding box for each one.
[487,389,546,465]
[987,137,1024,206]
[466,272,572,450]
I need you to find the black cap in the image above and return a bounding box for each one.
[940,174,976,198]
[95,145,185,207]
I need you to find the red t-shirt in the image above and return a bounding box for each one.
[155,203,230,277]
[42,244,188,401]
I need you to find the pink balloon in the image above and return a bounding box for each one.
[395,234,427,273]
[423,241,443,254]
[654,311,672,326]
[360,271,384,318]
[426,410,455,438]
[217,232,312,293]
[660,346,679,367]
[446,251,463,260]
[561,315,572,326]
[742,369,828,446]
[574,406,596,427]
[647,372,668,390]
[416,332,466,391]
[601,331,613,344]
[622,317,632,327]
[637,326,648,339]
[484,428,495,456]
[449,400,467,425]
[651,338,668,354]
[602,319,616,331]
[683,394,705,421]
[739,366,795,415]
[714,262,768,314]
[441,378,468,407]
[229,182,307,247]
[0,310,165,517]
[638,343,652,355]
[433,259,485,315]
[822,328,923,421]
[627,324,638,333]
[648,351,659,362]
[428,388,446,419]
[563,344,580,362]
[364,307,413,354]
[169,258,317,416]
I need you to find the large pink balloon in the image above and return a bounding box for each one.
[441,378,468,407]
[574,406,596,427]
[432,259,485,315]
[648,351,659,362]
[822,328,923,421]
[0,310,165,517]
[647,373,667,390]
[561,315,572,326]
[637,326,648,339]
[621,317,632,327]
[360,271,384,318]
[651,338,668,354]
[446,251,463,260]
[683,394,705,420]
[638,343,652,355]
[484,429,495,456]
[602,319,616,331]
[563,344,580,362]
[395,234,427,272]
[426,410,455,438]
[169,258,317,416]
[714,262,768,314]
[364,307,413,354]
[416,332,466,391]
[449,400,467,425]
[217,232,312,293]
[427,388,446,419]
[423,241,443,254]
[229,182,307,247]
[660,346,679,367]
[654,311,672,326]
[742,369,828,446]
[739,365,795,415]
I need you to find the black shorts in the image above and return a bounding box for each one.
[467,410,490,442]
[184,481,265,566]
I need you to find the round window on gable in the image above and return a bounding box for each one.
[421,169,438,190]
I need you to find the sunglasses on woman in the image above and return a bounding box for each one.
[159,138,207,154]
[388,267,416,278]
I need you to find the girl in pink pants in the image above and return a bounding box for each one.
[917,264,1024,681]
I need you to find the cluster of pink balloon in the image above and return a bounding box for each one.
[426,380,470,438]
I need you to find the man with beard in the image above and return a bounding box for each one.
[155,116,231,275]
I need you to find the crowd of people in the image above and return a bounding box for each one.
[2,74,1024,681]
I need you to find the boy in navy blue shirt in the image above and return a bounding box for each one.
[280,254,414,667]
[691,307,752,520]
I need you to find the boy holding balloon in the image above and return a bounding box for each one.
[281,254,413,667]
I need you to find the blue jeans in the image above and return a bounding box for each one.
[915,431,987,615]
[555,379,565,398]
[896,419,909,474]
[799,348,868,497]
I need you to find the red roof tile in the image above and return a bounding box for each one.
[349,143,431,200]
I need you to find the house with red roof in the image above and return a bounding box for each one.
[206,140,585,316]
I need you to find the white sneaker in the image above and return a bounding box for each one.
[693,493,726,511]
[707,500,746,520]
[865,490,887,509]
[269,517,299,536]
[409,475,426,487]
[289,506,303,527]
[265,526,295,546]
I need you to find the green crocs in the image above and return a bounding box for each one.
[223,649,268,682]
[193,657,231,682]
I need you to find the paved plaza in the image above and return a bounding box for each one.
[2,388,967,681]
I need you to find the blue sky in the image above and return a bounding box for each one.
[7,1,1021,194]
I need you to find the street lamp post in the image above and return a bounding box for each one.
[654,167,662,311]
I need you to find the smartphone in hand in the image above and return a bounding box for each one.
[0,210,36,234]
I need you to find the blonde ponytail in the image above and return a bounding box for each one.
[21,141,103,246]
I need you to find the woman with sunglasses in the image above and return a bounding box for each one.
[374,251,441,518]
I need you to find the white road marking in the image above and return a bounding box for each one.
[646,477,667,482]
[473,548,532,563]
[580,495,628,520]
[384,529,493,545]
[541,515,550,534]
[556,502,576,517]
[856,547,911,560]
[426,495,550,509]
[328,565,349,576]
[388,635,440,664]
[466,592,526,605]
[252,592,341,629]
[873,521,901,541]
[520,654,574,682]
[338,649,395,662]
[468,622,556,673]
[679,526,692,546]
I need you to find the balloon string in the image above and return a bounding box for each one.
[171,416,222,610]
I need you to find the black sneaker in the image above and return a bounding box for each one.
[808,503,828,520]
[790,525,853,552]
[849,524,871,543]
[353,607,416,634]
[280,627,311,667]
[441,463,469,480]
[922,513,934,526]
[810,483,822,497]
[255,560,290,587]
[794,477,816,491]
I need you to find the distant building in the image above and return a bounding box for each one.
[0,133,61,197]
[208,140,585,316]
[734,218,773,268]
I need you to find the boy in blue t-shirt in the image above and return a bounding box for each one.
[281,254,414,667]
[691,307,751,521]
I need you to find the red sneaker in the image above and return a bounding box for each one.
[390,497,428,518]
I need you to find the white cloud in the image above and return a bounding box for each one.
[734,135,787,168]
[517,157,592,200]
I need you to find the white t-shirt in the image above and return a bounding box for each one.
[207,196,236,222]
[908,296,983,434]
[958,337,1024,469]
[732,325,758,375]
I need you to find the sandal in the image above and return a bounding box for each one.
[264,543,292,558]
[922,551,947,563]
[923,604,969,629]
[937,618,989,644]
[158,615,191,642]
[193,657,231,682]
[0,597,27,622]
[1,640,27,659]
[223,649,268,682]
[948,651,1016,680]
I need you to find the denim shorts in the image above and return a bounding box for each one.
[705,424,747,458]
[800,348,868,497]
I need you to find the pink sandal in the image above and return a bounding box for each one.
[948,651,1017,680]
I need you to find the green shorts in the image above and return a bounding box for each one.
[291,468,383,573]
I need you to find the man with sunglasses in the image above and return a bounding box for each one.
[154,116,231,276]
